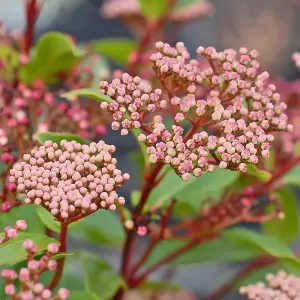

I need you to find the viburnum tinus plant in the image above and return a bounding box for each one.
[2,0,300,300]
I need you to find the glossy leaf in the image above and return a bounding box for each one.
[0,233,58,266]
[37,132,89,146]
[246,164,272,182]
[140,281,180,291]
[145,238,260,267]
[138,0,168,19]
[79,252,126,299]
[0,204,44,234]
[283,164,300,186]
[131,190,142,207]
[69,210,124,246]
[148,167,239,207]
[62,89,113,103]
[263,187,299,243]
[20,31,85,84]
[223,228,300,268]
[91,38,136,66]
[69,291,99,300]
[36,206,60,233]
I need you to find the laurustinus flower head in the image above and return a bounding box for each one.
[240,271,300,299]
[9,140,129,222]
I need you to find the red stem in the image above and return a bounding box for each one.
[204,256,275,300]
[24,0,41,55]
[47,223,68,290]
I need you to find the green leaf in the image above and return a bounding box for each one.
[0,232,58,266]
[0,204,44,234]
[222,227,300,268]
[0,45,19,80]
[52,252,75,260]
[69,210,124,246]
[283,164,300,186]
[263,188,299,243]
[20,31,85,84]
[36,206,61,233]
[91,38,136,66]
[69,291,99,300]
[138,0,168,19]
[131,190,141,207]
[145,238,260,267]
[234,264,282,288]
[79,252,126,299]
[37,132,89,146]
[62,89,113,103]
[131,128,148,167]
[175,0,200,10]
[148,168,239,208]
[246,164,272,182]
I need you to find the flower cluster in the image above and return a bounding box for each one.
[2,235,69,299]
[101,41,292,180]
[0,220,27,244]
[100,73,166,135]
[240,271,300,299]
[9,140,129,221]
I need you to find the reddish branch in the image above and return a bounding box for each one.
[127,0,176,75]
[24,0,42,55]
[47,223,68,290]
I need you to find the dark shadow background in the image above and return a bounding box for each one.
[1,0,300,298]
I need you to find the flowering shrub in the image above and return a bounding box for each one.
[1,0,300,299]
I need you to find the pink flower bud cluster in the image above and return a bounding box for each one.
[1,237,70,300]
[99,73,166,135]
[0,220,27,244]
[9,140,130,221]
[240,271,300,299]
[139,118,215,181]
[138,42,293,179]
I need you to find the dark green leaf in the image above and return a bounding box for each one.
[263,188,299,243]
[145,238,260,267]
[222,227,300,268]
[283,164,300,186]
[79,252,126,299]
[138,0,168,19]
[69,210,124,246]
[246,164,272,182]
[20,31,85,84]
[91,38,136,66]
[0,204,44,234]
[69,291,99,300]
[36,206,61,233]
[148,167,239,208]
[37,132,89,146]
[0,232,58,266]
[62,88,113,103]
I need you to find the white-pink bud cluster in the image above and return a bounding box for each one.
[1,238,69,300]
[99,73,166,135]
[9,140,129,221]
[139,118,215,181]
[0,220,27,244]
[142,42,293,179]
[240,271,300,299]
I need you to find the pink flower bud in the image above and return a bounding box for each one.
[16,220,27,231]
